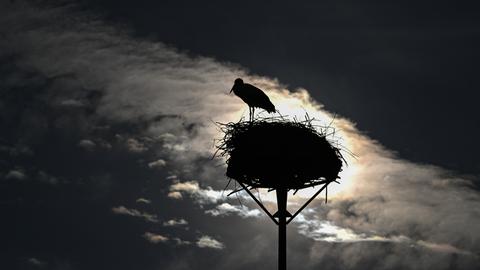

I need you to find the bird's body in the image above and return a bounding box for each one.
[230,78,276,121]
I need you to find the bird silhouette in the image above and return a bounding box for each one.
[230,78,276,121]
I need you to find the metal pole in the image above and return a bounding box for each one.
[276,188,288,270]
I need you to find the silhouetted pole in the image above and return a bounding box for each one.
[276,188,288,270]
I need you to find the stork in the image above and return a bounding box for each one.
[230,78,276,121]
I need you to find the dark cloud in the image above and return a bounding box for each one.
[0,1,479,270]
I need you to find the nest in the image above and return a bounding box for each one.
[216,116,345,190]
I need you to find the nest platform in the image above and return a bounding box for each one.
[216,117,344,190]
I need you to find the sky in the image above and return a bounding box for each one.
[1,1,480,270]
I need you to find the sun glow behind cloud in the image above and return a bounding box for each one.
[202,79,361,205]
[237,83,362,201]
[212,78,480,257]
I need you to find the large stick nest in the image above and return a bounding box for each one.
[215,116,345,190]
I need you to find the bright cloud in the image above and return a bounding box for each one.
[169,181,227,204]
[136,198,151,204]
[163,218,188,227]
[143,232,169,244]
[205,203,261,218]
[112,206,158,223]
[5,169,27,180]
[196,235,225,250]
[148,159,167,169]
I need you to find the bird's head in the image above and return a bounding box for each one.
[230,78,243,93]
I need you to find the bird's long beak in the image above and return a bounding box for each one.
[229,87,233,93]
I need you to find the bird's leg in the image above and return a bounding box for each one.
[249,107,252,122]
[252,107,255,121]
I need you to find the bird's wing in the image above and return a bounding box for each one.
[244,83,276,112]
[244,83,269,99]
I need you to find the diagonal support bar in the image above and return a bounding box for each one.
[286,183,329,225]
[238,182,279,225]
